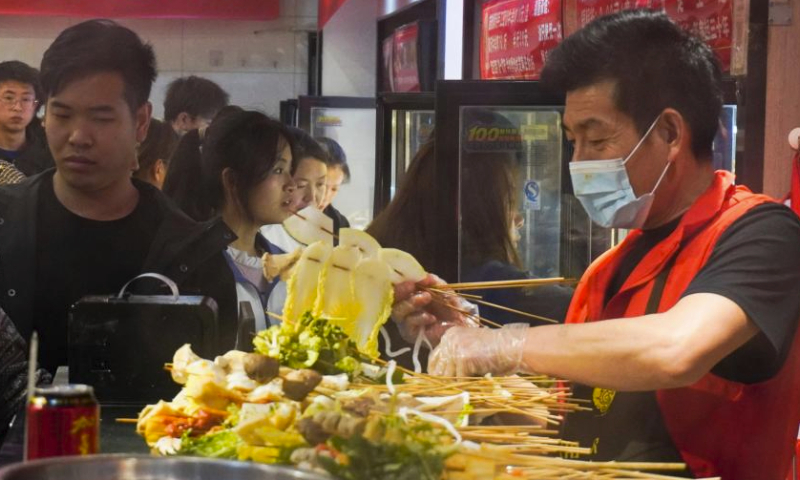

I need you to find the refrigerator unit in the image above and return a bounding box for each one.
[431,80,741,284]
[374,92,435,212]
[298,96,377,229]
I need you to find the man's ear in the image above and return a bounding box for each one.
[174,112,192,133]
[154,158,167,186]
[659,108,687,163]
[135,101,153,143]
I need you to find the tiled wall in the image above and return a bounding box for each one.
[0,0,317,120]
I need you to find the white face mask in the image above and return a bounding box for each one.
[568,116,670,229]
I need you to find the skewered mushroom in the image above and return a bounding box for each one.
[282,369,323,401]
[243,353,280,383]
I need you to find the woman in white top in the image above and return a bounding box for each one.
[165,108,296,345]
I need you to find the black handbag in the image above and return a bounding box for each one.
[67,273,219,405]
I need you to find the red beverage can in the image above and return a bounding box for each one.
[26,384,99,460]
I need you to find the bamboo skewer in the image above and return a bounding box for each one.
[437,277,574,291]
[430,288,484,300]
[428,287,559,324]
[466,295,559,324]
[428,294,503,328]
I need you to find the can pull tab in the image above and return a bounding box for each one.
[117,272,180,299]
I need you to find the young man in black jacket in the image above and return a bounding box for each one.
[0,20,237,375]
[0,60,54,179]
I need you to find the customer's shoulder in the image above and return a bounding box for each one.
[0,171,49,208]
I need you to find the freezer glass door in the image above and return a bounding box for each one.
[390,109,434,197]
[712,104,737,173]
[457,106,610,282]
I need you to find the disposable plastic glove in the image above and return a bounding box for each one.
[391,274,479,347]
[428,323,529,377]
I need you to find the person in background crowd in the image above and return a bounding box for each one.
[165,108,296,339]
[368,135,573,369]
[316,136,351,231]
[163,75,229,136]
[261,128,330,253]
[162,105,242,209]
[0,60,54,178]
[133,118,179,189]
[0,19,238,375]
[415,10,800,479]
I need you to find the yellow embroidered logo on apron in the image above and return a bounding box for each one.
[592,387,616,415]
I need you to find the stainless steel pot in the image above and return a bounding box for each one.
[0,454,331,480]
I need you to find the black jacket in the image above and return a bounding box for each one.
[0,170,238,354]
[0,121,55,177]
[323,204,350,234]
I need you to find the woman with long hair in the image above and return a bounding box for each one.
[164,109,296,341]
[368,127,572,328]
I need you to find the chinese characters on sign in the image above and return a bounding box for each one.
[393,23,421,93]
[667,0,732,71]
[480,0,563,80]
[574,0,665,27]
[572,0,731,72]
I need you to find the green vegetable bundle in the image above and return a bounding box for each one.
[253,312,362,376]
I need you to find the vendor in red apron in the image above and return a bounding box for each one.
[402,10,800,480]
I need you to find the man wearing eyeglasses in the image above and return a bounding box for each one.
[0,61,54,182]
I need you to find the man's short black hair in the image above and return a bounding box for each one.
[0,61,42,100]
[163,76,229,123]
[540,9,723,158]
[39,19,156,113]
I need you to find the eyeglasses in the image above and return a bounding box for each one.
[0,95,39,109]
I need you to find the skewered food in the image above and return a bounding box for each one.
[338,228,381,258]
[283,206,334,246]
[284,241,332,322]
[262,248,303,282]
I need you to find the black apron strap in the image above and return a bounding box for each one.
[645,256,678,315]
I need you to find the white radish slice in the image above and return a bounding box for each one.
[284,241,332,322]
[379,248,427,284]
[343,258,394,357]
[339,228,381,258]
[313,245,362,319]
[284,206,334,246]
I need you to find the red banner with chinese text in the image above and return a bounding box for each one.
[666,0,732,72]
[392,22,421,93]
[572,0,664,28]
[0,0,279,20]
[568,0,731,72]
[480,0,563,80]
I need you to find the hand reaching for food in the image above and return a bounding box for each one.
[428,323,529,377]
[391,274,480,347]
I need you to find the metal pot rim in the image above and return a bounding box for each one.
[0,454,329,480]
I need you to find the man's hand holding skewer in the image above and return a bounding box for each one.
[391,274,479,346]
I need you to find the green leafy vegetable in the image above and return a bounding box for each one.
[318,415,455,480]
[254,312,362,376]
[180,429,242,459]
